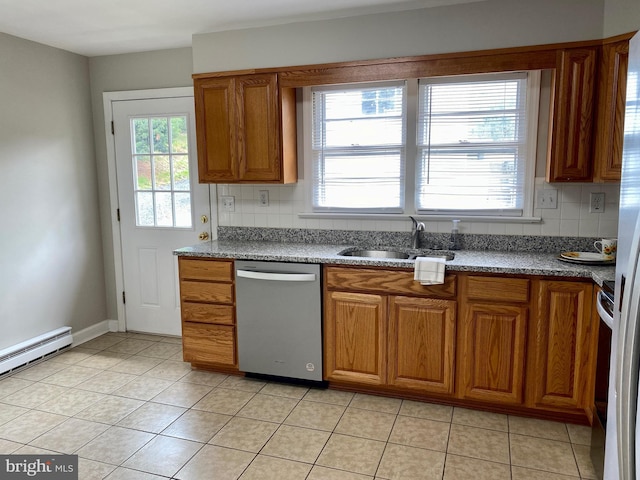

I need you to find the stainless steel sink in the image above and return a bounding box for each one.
[339,249,411,259]
[338,248,455,261]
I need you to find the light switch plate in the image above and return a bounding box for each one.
[221,195,235,212]
[536,189,558,209]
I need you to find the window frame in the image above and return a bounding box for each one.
[302,71,541,220]
[308,81,408,214]
[414,72,540,217]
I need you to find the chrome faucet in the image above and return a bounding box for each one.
[409,216,425,249]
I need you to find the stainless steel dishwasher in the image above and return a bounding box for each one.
[235,260,322,382]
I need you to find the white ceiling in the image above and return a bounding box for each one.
[0,0,484,57]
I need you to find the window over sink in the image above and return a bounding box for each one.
[304,71,540,218]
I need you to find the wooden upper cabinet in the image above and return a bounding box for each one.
[195,77,236,182]
[194,73,297,184]
[388,296,456,395]
[530,281,595,411]
[594,39,629,182]
[547,47,598,182]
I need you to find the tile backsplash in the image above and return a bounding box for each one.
[216,178,620,238]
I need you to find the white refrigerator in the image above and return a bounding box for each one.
[604,31,640,479]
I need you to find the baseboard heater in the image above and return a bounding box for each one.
[0,327,73,377]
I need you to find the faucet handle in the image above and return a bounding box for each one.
[409,216,425,231]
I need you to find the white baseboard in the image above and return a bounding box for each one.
[72,319,120,347]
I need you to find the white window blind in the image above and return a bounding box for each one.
[311,82,406,212]
[416,73,530,216]
[625,71,640,136]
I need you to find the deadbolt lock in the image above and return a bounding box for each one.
[201,215,208,224]
[198,232,210,241]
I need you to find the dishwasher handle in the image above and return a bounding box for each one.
[236,269,317,282]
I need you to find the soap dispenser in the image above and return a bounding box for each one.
[449,219,461,250]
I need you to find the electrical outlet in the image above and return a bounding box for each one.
[221,195,235,212]
[536,189,558,209]
[259,190,269,207]
[590,192,605,213]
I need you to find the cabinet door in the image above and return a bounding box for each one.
[388,296,456,395]
[236,74,281,182]
[547,47,597,182]
[194,76,237,182]
[531,281,594,410]
[324,291,387,386]
[459,303,528,405]
[594,40,629,182]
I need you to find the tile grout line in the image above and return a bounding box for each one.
[0,334,597,479]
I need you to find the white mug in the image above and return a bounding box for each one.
[594,238,617,257]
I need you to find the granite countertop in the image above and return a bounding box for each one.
[174,240,616,286]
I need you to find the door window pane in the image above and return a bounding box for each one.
[135,156,151,190]
[155,192,173,227]
[154,155,171,190]
[136,192,154,226]
[173,155,190,190]
[133,118,150,154]
[171,117,188,153]
[174,193,192,227]
[152,118,169,153]
[130,115,193,228]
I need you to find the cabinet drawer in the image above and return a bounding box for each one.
[182,323,236,366]
[466,276,530,303]
[325,267,456,298]
[180,281,234,304]
[181,302,235,325]
[179,258,233,282]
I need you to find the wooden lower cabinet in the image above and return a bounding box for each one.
[182,323,236,366]
[458,275,530,405]
[458,302,528,405]
[529,280,596,412]
[323,266,457,396]
[178,257,238,371]
[324,291,387,386]
[323,268,599,420]
[388,296,456,395]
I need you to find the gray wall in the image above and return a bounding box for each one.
[88,48,194,321]
[193,0,604,73]
[604,0,640,36]
[0,33,105,350]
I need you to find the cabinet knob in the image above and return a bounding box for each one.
[198,232,210,241]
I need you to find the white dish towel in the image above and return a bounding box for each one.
[414,256,446,285]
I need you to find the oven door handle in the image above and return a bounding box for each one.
[597,290,614,329]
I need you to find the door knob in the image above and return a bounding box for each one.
[201,215,209,224]
[198,232,210,241]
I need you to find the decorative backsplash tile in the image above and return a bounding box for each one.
[216,177,620,239]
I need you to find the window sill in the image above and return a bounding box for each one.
[298,212,542,224]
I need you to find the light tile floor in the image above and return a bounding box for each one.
[0,332,598,479]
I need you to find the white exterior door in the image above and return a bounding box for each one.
[112,95,213,336]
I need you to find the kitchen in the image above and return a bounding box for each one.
[1,0,640,478]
